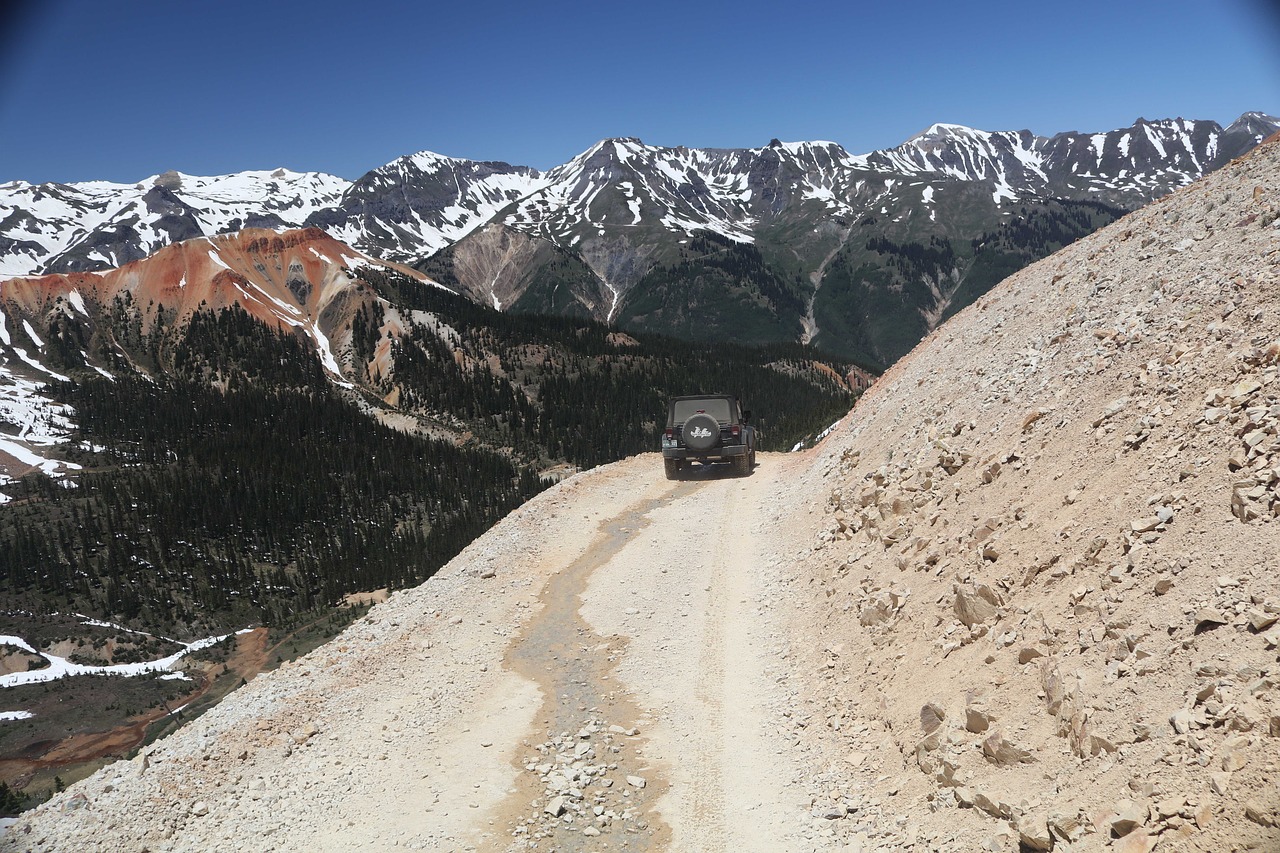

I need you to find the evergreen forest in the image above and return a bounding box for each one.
[0,270,859,638]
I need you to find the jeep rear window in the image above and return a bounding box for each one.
[672,398,732,423]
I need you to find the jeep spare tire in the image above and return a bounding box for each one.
[682,413,720,451]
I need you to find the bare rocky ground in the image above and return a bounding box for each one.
[2,138,1279,852]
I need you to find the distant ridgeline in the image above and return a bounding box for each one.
[4,115,1275,371]
[0,266,857,636]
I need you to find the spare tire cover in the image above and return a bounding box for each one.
[682,412,720,451]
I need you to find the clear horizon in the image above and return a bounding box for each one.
[1,0,1278,184]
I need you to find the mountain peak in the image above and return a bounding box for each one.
[1225,111,1280,137]
[763,139,844,154]
[581,137,651,159]
[396,149,468,172]
[909,122,984,141]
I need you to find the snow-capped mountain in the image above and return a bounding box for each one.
[447,113,1278,359]
[507,138,758,245]
[0,169,350,276]
[433,137,898,321]
[494,113,1279,254]
[304,151,545,264]
[8,113,1272,282]
[1,112,1275,366]
[866,113,1276,205]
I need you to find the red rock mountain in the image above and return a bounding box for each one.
[0,227,442,383]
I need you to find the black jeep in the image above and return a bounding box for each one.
[661,394,757,479]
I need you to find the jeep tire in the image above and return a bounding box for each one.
[664,458,683,480]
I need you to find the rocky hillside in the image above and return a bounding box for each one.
[776,133,1280,849]
[0,226,436,372]
[1,137,1277,851]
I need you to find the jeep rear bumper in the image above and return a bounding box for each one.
[662,443,748,461]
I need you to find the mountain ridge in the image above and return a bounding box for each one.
[3,112,1277,369]
[5,113,1273,278]
[0,169,351,277]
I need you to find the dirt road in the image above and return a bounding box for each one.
[490,454,811,851]
[576,460,807,851]
[313,450,826,852]
[479,451,816,851]
[0,451,829,853]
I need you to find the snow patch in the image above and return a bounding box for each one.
[20,320,43,348]
[0,629,254,688]
[67,290,88,316]
[308,323,352,388]
[9,344,70,381]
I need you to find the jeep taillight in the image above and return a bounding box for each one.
[664,428,674,439]
[730,424,740,437]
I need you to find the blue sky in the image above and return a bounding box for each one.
[1,0,1277,184]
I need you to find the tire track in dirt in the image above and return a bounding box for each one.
[492,477,681,851]
[685,479,735,839]
[578,457,806,851]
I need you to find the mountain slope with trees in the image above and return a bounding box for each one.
[0,230,858,636]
